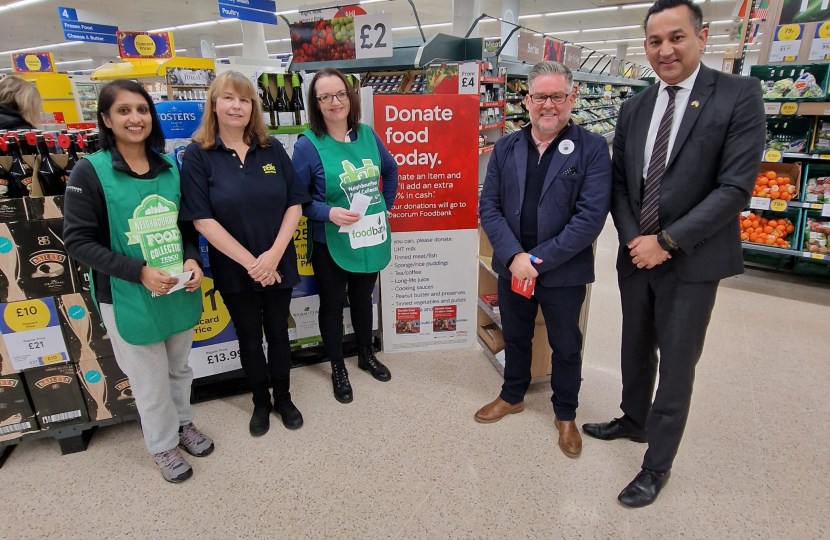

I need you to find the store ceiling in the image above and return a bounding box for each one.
[0,0,757,72]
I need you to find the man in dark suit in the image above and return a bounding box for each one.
[582,0,765,507]
[476,61,611,458]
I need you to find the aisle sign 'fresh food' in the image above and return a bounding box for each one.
[117,31,173,59]
[11,53,55,73]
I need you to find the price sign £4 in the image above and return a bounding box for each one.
[355,13,393,60]
[459,62,480,95]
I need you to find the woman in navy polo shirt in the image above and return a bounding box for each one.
[179,71,311,437]
[292,68,398,404]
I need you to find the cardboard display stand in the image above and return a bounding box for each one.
[76,356,135,421]
[55,292,114,363]
[23,363,89,429]
[0,296,71,372]
[0,373,39,441]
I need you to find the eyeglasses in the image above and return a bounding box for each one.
[529,93,570,105]
[316,91,349,103]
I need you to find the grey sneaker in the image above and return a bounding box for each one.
[153,448,193,483]
[178,423,215,457]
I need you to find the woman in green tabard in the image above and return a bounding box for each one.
[292,68,399,404]
[64,80,212,484]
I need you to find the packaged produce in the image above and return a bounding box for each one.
[814,119,830,151]
[804,174,830,203]
[803,218,830,254]
[739,211,796,248]
[754,170,797,201]
[761,73,826,99]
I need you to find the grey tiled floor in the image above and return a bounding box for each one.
[3,217,829,539]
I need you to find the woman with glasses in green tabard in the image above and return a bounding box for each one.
[291,68,398,405]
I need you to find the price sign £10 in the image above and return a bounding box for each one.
[355,13,393,60]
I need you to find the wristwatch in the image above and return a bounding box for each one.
[657,230,676,252]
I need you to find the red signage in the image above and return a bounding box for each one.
[374,94,479,233]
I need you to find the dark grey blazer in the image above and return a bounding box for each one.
[611,63,766,282]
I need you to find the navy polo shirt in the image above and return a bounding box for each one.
[179,136,312,294]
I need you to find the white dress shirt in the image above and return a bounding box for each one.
[642,63,701,179]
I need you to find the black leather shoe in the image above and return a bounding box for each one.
[618,469,671,508]
[331,360,353,403]
[272,376,303,430]
[582,417,647,443]
[249,403,271,437]
[357,346,391,382]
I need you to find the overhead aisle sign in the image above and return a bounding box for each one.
[218,0,278,25]
[59,6,119,45]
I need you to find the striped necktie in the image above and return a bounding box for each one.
[640,85,680,236]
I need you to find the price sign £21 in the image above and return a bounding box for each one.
[355,13,393,60]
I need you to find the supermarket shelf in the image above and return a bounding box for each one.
[574,105,616,111]
[477,256,497,278]
[801,251,830,262]
[575,116,618,125]
[742,242,797,256]
[480,101,505,108]
[505,113,525,120]
[764,101,830,116]
[479,144,495,155]
[477,297,502,329]
[782,152,830,161]
[786,201,830,210]
[481,76,505,83]
[477,335,505,375]
[480,122,504,130]
[506,96,522,101]
[169,84,211,88]
[268,124,309,134]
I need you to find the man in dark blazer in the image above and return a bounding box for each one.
[582,0,765,507]
[476,61,611,459]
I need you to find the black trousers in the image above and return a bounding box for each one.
[223,287,293,405]
[618,263,719,472]
[498,276,586,421]
[310,242,377,363]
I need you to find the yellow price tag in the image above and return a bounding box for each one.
[770,199,788,211]
[780,102,799,115]
[3,299,50,332]
[764,150,782,162]
[820,155,830,160]
[42,354,64,364]
[605,85,612,91]
[778,24,802,41]
[812,253,825,260]
[819,22,830,39]
[293,217,313,277]
[812,203,823,209]
[193,276,232,342]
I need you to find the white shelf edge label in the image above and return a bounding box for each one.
[823,203,830,217]
[750,197,772,210]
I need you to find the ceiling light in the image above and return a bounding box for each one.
[393,25,418,31]
[605,38,643,43]
[175,48,187,52]
[217,18,236,23]
[694,0,706,4]
[55,59,93,65]
[518,13,544,19]
[708,20,735,25]
[265,38,291,44]
[547,7,618,16]
[0,41,80,56]
[0,0,46,12]
[421,22,452,28]
[360,0,388,4]
[214,42,244,49]
[622,2,652,8]
[176,21,218,30]
[275,9,298,15]
[581,25,641,33]
[148,26,176,32]
[576,41,605,45]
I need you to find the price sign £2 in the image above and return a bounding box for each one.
[355,13,393,60]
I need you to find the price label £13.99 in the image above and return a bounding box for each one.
[355,13,393,60]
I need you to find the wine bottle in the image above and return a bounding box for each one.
[276,74,295,127]
[0,160,11,197]
[291,74,307,126]
[64,133,80,178]
[6,137,33,198]
[36,136,67,196]
[258,75,275,128]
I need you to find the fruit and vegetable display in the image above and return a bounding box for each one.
[803,218,830,254]
[740,211,796,248]
[754,170,798,201]
[804,173,830,203]
[289,17,356,63]
[761,72,825,99]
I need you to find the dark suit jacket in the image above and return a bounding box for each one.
[611,64,766,282]
[479,123,611,288]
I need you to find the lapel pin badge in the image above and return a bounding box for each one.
[691,101,700,108]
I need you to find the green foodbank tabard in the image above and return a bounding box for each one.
[125,195,184,275]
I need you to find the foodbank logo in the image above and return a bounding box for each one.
[125,195,184,274]
[338,159,382,205]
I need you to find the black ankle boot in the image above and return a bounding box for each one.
[357,346,391,382]
[272,375,303,429]
[249,391,272,437]
[331,360,353,403]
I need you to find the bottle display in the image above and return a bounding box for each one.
[258,75,275,128]
[6,136,33,198]
[276,74,295,127]
[291,74,307,126]
[64,133,80,178]
[36,136,67,196]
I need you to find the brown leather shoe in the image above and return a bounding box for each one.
[474,397,525,424]
[554,417,582,458]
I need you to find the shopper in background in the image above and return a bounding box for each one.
[0,75,43,129]
[477,61,611,459]
[582,0,765,507]
[180,71,310,437]
[292,67,398,404]
[64,80,212,484]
